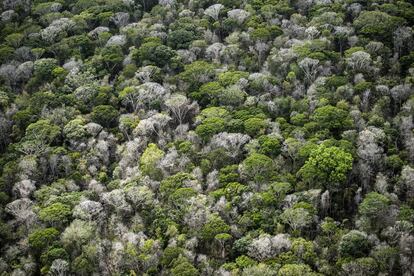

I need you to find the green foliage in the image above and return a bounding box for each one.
[353,11,404,42]
[241,153,274,184]
[170,256,199,276]
[40,247,69,266]
[135,41,176,67]
[0,0,412,274]
[140,143,165,179]
[311,105,353,134]
[339,230,371,258]
[91,105,119,128]
[244,117,268,137]
[161,246,185,268]
[277,263,316,276]
[29,228,60,253]
[359,192,390,224]
[25,119,61,144]
[201,214,231,241]
[235,255,257,268]
[258,135,282,158]
[298,144,353,190]
[179,61,216,91]
[39,202,72,225]
[168,29,195,49]
[195,117,226,140]
[218,71,249,87]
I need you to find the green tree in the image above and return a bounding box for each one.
[258,135,282,158]
[280,203,314,234]
[170,256,199,276]
[40,246,69,267]
[191,81,223,106]
[201,214,231,242]
[135,41,175,67]
[195,117,226,140]
[99,46,124,73]
[39,203,72,226]
[161,247,185,268]
[241,153,274,185]
[353,11,404,42]
[28,228,60,253]
[168,29,195,49]
[25,119,61,144]
[91,105,119,128]
[298,145,353,190]
[358,192,390,230]
[277,263,316,276]
[179,61,216,91]
[339,230,371,258]
[311,105,353,134]
[140,143,164,179]
[244,117,268,137]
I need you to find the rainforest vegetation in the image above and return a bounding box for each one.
[0,0,414,275]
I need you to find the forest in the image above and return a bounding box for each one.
[0,0,414,275]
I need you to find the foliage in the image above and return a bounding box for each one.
[0,0,413,275]
[298,145,353,190]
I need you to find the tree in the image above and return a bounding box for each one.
[179,61,216,91]
[13,179,36,198]
[25,119,60,145]
[280,206,313,233]
[339,230,371,258]
[119,83,169,112]
[357,127,385,184]
[204,4,224,21]
[353,11,404,42]
[218,85,247,106]
[73,200,103,221]
[244,117,268,137]
[241,263,278,276]
[240,153,274,185]
[311,105,353,134]
[195,117,226,141]
[215,233,232,259]
[346,51,372,73]
[258,135,282,158]
[39,202,72,226]
[277,264,316,276]
[91,105,119,128]
[28,228,60,253]
[140,143,165,179]
[61,220,95,255]
[170,256,199,276]
[168,30,195,50]
[111,12,129,28]
[49,259,69,276]
[200,214,230,242]
[298,144,353,190]
[227,9,250,26]
[99,46,124,73]
[209,132,250,160]
[298,58,319,84]
[393,26,413,57]
[136,41,176,66]
[165,94,198,125]
[359,192,390,231]
[5,198,36,227]
[341,257,378,276]
[134,113,172,139]
[247,234,291,261]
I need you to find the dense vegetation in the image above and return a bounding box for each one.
[0,0,413,275]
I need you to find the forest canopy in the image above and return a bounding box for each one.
[0,0,414,275]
